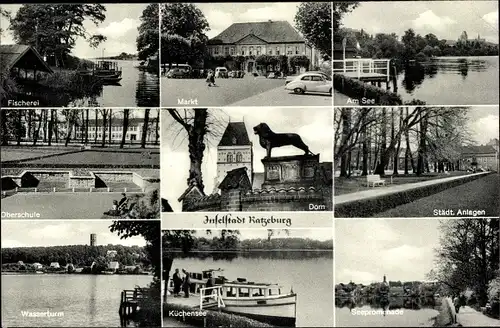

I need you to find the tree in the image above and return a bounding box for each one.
[160,3,209,67]
[295,2,332,59]
[136,4,159,61]
[10,5,107,67]
[62,109,80,147]
[332,2,359,31]
[141,109,150,148]
[168,109,208,192]
[120,109,130,149]
[98,109,110,147]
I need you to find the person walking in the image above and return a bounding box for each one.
[453,294,461,314]
[173,268,182,297]
[182,269,190,298]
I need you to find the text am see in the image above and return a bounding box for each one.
[346,97,375,105]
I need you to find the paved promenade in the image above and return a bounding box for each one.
[333,90,351,105]
[445,297,500,326]
[335,172,490,205]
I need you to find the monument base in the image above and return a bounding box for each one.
[260,154,320,190]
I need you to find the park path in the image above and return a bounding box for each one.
[445,297,500,326]
[335,171,490,205]
[457,305,500,326]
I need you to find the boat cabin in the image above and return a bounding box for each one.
[220,282,284,298]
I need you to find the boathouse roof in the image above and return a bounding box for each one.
[209,20,304,45]
[218,122,251,147]
[0,44,53,74]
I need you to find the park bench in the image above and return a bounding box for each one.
[365,174,386,187]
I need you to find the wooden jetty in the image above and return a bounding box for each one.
[119,287,149,318]
[333,58,398,92]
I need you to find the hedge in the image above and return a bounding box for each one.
[335,172,491,217]
[164,303,274,328]
[333,74,403,105]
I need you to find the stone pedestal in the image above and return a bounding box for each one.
[261,154,320,189]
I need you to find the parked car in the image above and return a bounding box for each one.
[285,73,332,95]
[215,67,228,78]
[228,70,245,78]
[285,70,331,85]
[268,72,284,79]
[166,68,189,78]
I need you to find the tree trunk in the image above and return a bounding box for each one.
[85,109,89,144]
[94,110,98,144]
[141,109,151,148]
[120,109,129,149]
[27,110,32,141]
[155,110,160,145]
[187,110,208,191]
[0,110,9,146]
[374,108,387,175]
[16,110,23,146]
[54,110,59,143]
[108,109,112,145]
[43,109,47,143]
[163,257,173,303]
[101,110,108,147]
[339,108,351,177]
[48,109,54,146]
[362,118,368,176]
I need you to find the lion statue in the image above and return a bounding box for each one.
[253,123,314,158]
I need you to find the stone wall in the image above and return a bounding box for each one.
[69,172,95,188]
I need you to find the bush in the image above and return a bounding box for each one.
[487,274,500,317]
[333,74,403,105]
[164,303,274,327]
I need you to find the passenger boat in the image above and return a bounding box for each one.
[203,280,297,326]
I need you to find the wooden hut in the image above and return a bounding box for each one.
[0,44,53,82]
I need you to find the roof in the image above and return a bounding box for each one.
[219,167,252,190]
[209,21,304,45]
[218,122,251,147]
[0,44,53,74]
[461,145,497,155]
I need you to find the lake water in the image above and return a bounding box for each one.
[397,56,499,105]
[167,252,334,327]
[336,297,440,327]
[88,60,159,107]
[1,274,153,327]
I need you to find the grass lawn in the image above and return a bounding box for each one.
[334,171,468,195]
[1,192,146,219]
[373,174,499,217]
[1,148,79,162]
[20,150,159,167]
[161,76,283,106]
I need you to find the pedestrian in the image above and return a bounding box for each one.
[453,294,461,313]
[182,269,190,298]
[204,273,214,302]
[206,70,213,87]
[173,268,182,297]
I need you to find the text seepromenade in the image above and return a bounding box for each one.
[351,309,404,316]
[203,214,292,228]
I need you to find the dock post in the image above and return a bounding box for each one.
[53,187,56,192]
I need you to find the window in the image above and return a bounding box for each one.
[249,46,253,55]
[256,46,261,55]
[276,47,280,55]
[227,153,233,162]
[268,48,273,55]
[224,47,229,55]
[214,47,220,55]
[311,76,324,82]
[236,152,242,162]
[241,46,246,55]
[295,46,299,54]
[287,47,293,55]
[301,75,312,81]
[230,47,235,56]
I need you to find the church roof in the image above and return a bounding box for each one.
[219,167,251,190]
[218,122,251,147]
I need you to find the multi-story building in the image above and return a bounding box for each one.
[207,20,318,73]
[459,145,499,171]
[77,118,158,144]
[213,122,253,193]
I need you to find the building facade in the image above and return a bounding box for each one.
[207,20,318,73]
[459,145,499,171]
[214,122,253,193]
[77,118,158,144]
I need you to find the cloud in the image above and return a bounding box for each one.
[482,11,498,28]
[239,3,297,22]
[1,239,26,248]
[337,269,378,285]
[381,244,427,269]
[412,10,457,32]
[97,18,139,39]
[469,115,500,145]
[205,9,234,38]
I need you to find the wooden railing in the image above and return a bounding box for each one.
[199,286,225,309]
[333,59,391,80]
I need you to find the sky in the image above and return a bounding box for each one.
[161,107,333,212]
[467,106,499,144]
[340,1,499,43]
[1,221,151,248]
[196,2,303,39]
[0,4,148,58]
[335,219,441,285]
[185,228,333,241]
